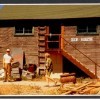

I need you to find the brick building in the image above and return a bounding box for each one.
[0,5,100,78]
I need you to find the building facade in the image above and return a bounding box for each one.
[0,5,100,78]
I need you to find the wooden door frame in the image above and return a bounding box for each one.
[45,25,62,51]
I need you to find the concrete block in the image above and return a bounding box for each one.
[12,73,20,78]
[26,74,34,80]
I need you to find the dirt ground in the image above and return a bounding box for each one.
[0,76,100,96]
[0,76,61,95]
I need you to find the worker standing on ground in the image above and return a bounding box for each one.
[45,53,57,86]
[3,49,14,82]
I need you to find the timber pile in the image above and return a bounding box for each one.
[22,70,35,80]
[22,64,37,80]
[11,62,21,79]
[59,79,100,95]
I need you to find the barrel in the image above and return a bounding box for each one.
[60,73,76,84]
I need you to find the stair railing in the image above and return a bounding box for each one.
[61,36,100,78]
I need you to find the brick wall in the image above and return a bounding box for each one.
[63,25,100,68]
[0,27,38,69]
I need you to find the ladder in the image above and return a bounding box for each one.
[38,26,46,68]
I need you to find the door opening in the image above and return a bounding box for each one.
[46,23,61,49]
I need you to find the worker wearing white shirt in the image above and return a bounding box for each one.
[3,49,13,82]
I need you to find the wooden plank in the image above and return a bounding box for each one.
[61,82,93,95]
[11,48,23,69]
[61,26,64,49]
[79,87,95,94]
[88,85,100,87]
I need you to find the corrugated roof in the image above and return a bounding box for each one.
[0,5,100,20]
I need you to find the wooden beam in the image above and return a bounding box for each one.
[61,25,64,50]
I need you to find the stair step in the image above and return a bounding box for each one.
[39,64,45,67]
[39,61,45,64]
[38,35,45,38]
[39,59,45,62]
[39,48,45,51]
[38,33,45,36]
[39,51,44,54]
[38,38,45,41]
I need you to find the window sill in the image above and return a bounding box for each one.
[77,33,99,36]
[14,34,34,37]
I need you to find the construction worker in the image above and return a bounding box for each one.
[45,53,57,86]
[3,49,14,82]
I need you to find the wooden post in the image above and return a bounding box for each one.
[61,25,64,50]
[59,35,61,50]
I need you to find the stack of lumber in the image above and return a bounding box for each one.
[60,79,100,95]
[11,62,21,79]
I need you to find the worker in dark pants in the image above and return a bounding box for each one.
[3,49,14,82]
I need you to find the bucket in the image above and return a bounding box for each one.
[28,64,37,73]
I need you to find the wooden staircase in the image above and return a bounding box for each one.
[37,31,100,78]
[38,26,46,67]
[61,37,100,79]
[61,49,97,78]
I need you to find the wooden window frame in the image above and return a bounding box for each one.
[77,25,98,35]
[15,26,34,36]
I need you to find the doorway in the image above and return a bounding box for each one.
[46,23,61,49]
[49,23,61,34]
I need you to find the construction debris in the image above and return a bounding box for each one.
[0,69,4,78]
[58,78,100,95]
[22,64,37,79]
[22,70,35,80]
[0,73,100,95]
